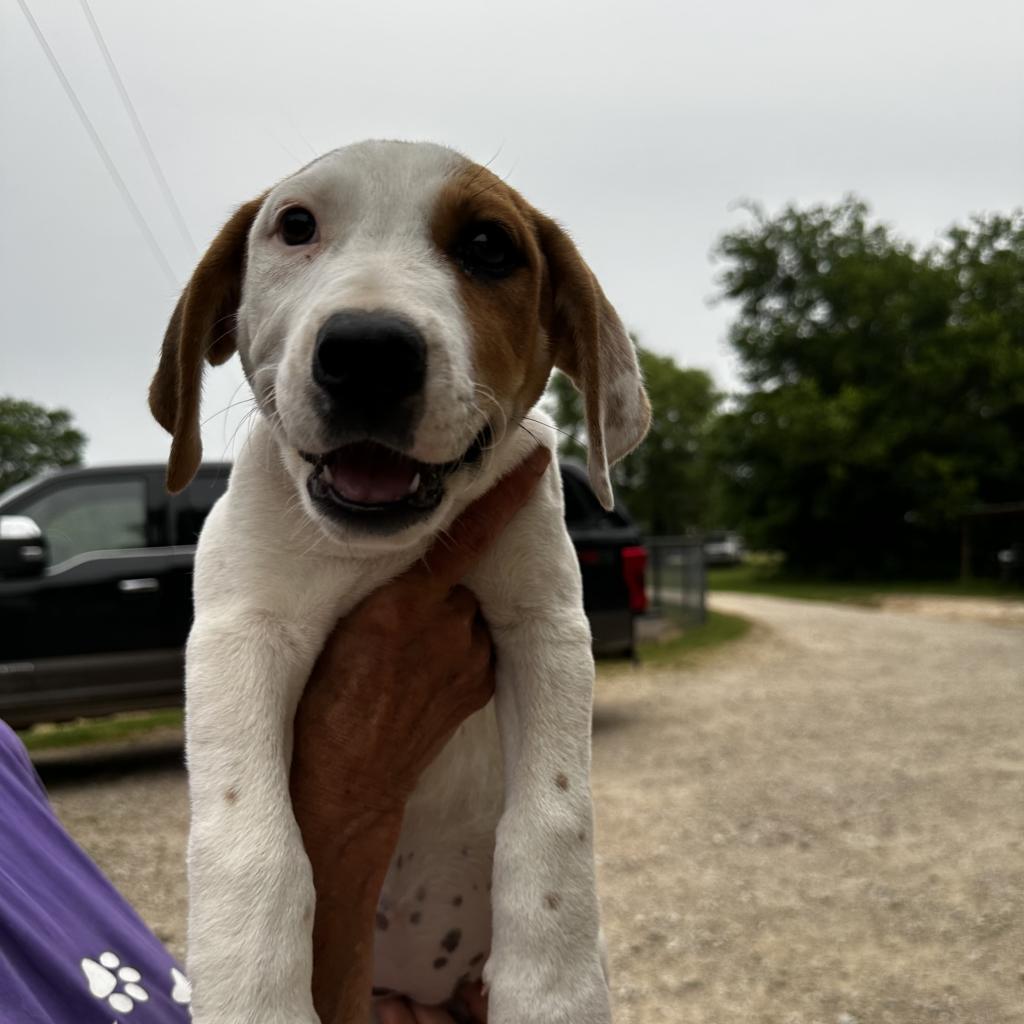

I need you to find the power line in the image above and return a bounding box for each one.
[15,0,178,286]
[77,0,196,254]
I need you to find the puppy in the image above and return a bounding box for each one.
[149,140,650,1023]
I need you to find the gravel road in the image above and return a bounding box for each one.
[39,593,1024,1023]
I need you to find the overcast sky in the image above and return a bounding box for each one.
[2,0,1022,466]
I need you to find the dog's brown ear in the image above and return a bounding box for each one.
[535,213,651,510]
[149,196,265,493]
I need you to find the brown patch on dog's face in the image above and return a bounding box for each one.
[430,164,554,426]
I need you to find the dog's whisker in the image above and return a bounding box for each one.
[519,422,543,448]
[205,316,243,353]
[522,415,579,445]
[218,403,261,462]
[203,395,255,428]
[471,384,509,451]
[467,178,506,205]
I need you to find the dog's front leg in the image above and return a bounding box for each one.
[185,613,325,1024]
[485,616,612,1024]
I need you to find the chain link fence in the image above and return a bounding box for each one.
[645,536,707,627]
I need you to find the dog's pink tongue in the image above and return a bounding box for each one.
[327,443,418,504]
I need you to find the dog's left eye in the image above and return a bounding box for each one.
[455,222,522,279]
[279,207,317,246]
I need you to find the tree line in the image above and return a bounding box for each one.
[550,197,1024,579]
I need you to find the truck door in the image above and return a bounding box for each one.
[0,470,184,724]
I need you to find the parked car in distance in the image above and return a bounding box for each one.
[702,530,746,567]
[0,460,646,727]
[997,544,1022,585]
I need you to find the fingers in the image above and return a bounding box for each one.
[469,612,495,673]
[458,982,489,1022]
[444,588,493,678]
[462,616,496,709]
[444,584,481,623]
[376,999,417,1024]
[410,446,551,597]
[376,995,478,1024]
[411,1004,457,1024]
[432,609,493,716]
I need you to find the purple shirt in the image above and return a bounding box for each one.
[0,722,190,1023]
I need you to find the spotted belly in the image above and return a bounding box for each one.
[368,703,503,1007]
[371,835,495,1006]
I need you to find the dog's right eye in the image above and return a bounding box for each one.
[279,207,317,246]
[454,221,522,280]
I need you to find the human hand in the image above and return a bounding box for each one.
[377,981,488,1023]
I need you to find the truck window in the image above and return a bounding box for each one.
[19,478,147,566]
[561,472,595,528]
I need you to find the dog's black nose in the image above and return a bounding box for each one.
[313,310,427,406]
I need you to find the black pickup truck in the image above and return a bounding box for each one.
[0,461,646,727]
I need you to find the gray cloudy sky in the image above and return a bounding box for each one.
[2,0,1022,465]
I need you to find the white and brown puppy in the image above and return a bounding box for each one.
[149,140,649,1024]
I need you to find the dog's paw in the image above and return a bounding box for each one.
[483,956,611,1024]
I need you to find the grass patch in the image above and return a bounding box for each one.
[19,708,183,753]
[637,609,752,665]
[707,562,1020,605]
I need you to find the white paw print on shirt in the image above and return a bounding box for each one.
[81,951,149,1013]
[169,965,191,1005]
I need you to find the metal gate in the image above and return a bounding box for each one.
[645,536,707,627]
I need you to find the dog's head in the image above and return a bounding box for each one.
[150,141,649,544]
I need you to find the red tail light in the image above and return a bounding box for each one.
[621,545,648,614]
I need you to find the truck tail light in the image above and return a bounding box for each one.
[621,545,648,614]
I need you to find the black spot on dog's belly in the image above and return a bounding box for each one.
[410,911,422,925]
[469,952,485,967]
[452,894,463,907]
[440,927,462,953]
[434,956,449,970]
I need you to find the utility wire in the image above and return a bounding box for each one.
[15,0,178,286]
[77,0,196,254]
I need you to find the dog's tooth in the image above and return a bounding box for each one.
[407,472,421,495]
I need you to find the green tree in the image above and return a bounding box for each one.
[547,346,720,534]
[713,198,1024,577]
[0,398,87,493]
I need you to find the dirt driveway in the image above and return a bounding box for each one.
[40,594,1024,1023]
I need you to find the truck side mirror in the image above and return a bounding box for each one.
[0,516,49,579]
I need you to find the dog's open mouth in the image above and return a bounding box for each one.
[302,426,491,524]
[305,442,448,512]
